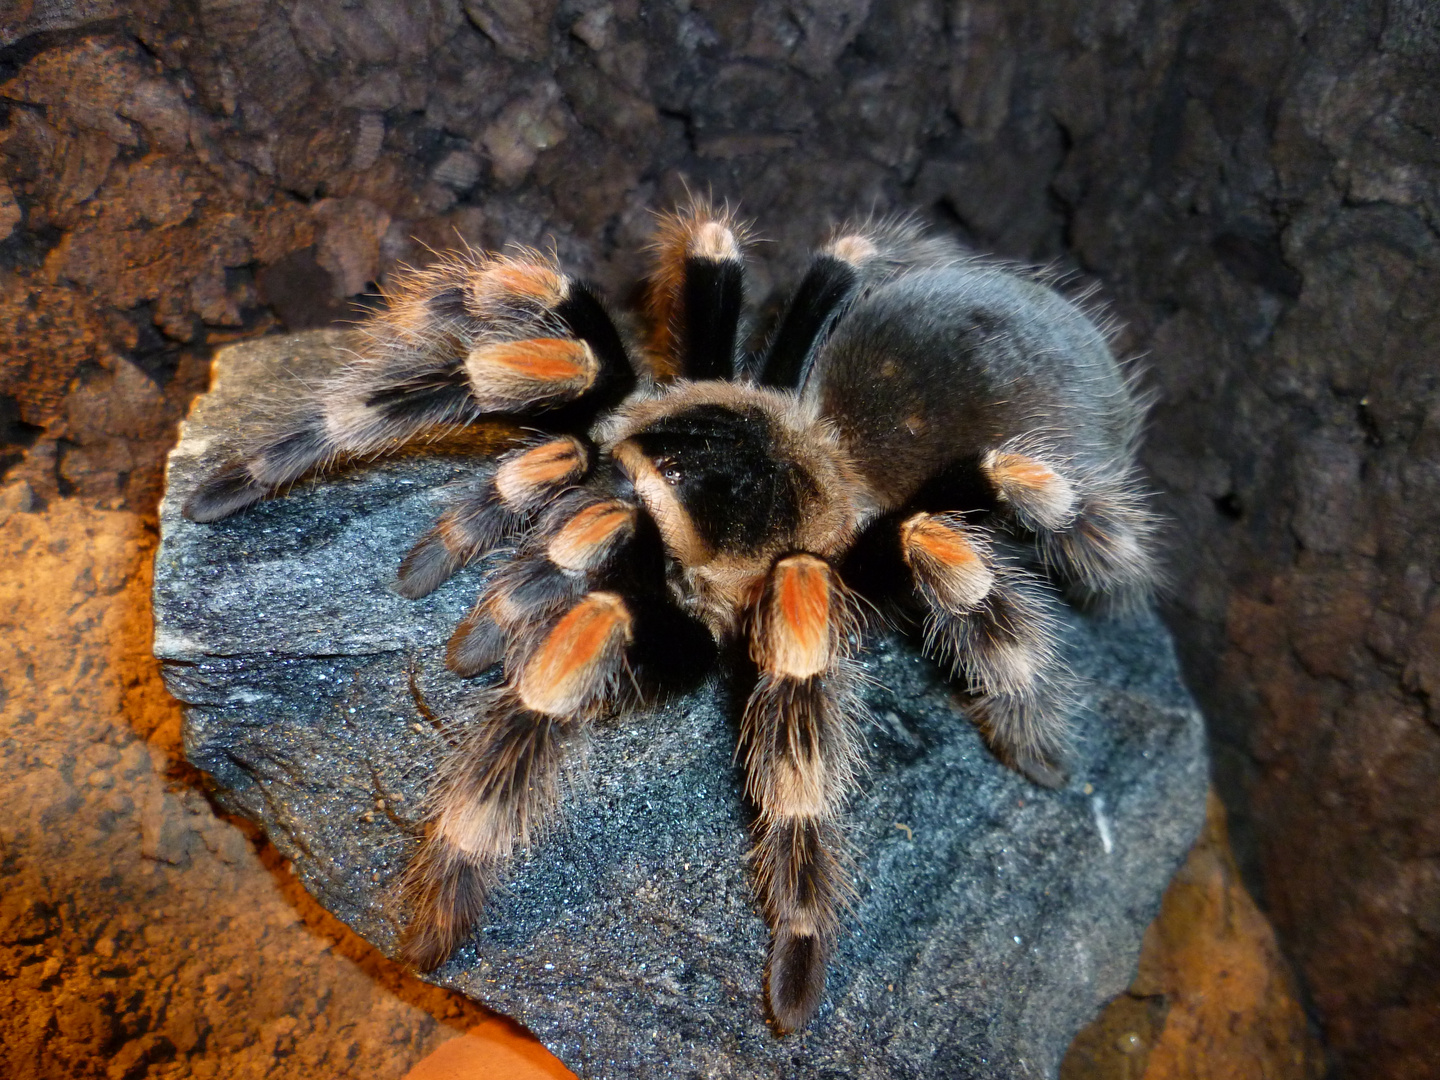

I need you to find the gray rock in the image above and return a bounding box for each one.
[154,331,1209,1079]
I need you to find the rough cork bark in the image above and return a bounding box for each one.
[1,1,1436,1077]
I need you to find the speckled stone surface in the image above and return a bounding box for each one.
[154,331,1208,1080]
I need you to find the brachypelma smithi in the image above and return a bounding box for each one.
[184,201,1158,1032]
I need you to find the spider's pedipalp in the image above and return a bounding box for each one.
[445,553,582,677]
[646,200,749,381]
[441,481,682,688]
[446,609,509,677]
[742,553,863,1031]
[395,436,590,600]
[440,486,642,677]
[493,435,591,512]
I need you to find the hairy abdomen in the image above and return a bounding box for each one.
[805,266,1137,510]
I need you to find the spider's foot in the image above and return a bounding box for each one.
[1011,749,1068,790]
[397,841,492,972]
[768,928,831,1033]
[183,459,269,522]
[395,530,463,599]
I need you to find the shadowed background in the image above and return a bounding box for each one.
[0,1,1436,1077]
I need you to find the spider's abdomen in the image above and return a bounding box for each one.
[805,266,1138,512]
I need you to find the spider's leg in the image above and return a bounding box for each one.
[755,250,864,390]
[184,252,636,523]
[980,447,1159,612]
[402,492,711,970]
[742,553,864,1031]
[758,217,969,389]
[646,200,748,381]
[399,590,634,970]
[1035,475,1160,613]
[900,511,1073,788]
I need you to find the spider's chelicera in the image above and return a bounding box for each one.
[184,202,1158,1032]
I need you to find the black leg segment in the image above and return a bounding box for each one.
[758,255,860,390]
[554,280,639,412]
[680,256,745,381]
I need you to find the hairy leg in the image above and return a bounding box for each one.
[741,553,864,1030]
[757,216,962,390]
[185,251,635,523]
[399,590,634,970]
[395,436,592,599]
[645,199,750,381]
[900,511,1074,787]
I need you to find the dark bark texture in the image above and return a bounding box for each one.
[1,1,1436,1076]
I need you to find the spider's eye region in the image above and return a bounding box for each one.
[627,404,807,553]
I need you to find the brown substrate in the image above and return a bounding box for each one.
[0,493,489,1078]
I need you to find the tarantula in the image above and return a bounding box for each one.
[183,202,1156,1032]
